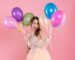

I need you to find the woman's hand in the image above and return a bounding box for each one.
[16,23,25,35]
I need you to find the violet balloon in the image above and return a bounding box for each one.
[3,16,17,29]
[12,7,23,22]
[51,10,65,27]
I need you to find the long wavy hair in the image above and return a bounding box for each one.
[30,16,41,36]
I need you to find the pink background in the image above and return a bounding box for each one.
[0,0,75,60]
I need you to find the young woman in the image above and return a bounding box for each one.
[23,16,52,60]
[17,16,52,60]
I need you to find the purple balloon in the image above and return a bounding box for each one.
[51,10,65,27]
[12,7,23,22]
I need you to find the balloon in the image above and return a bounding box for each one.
[12,7,23,22]
[44,3,57,19]
[3,16,17,29]
[22,12,34,26]
[51,10,66,27]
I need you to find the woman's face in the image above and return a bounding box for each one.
[31,19,39,31]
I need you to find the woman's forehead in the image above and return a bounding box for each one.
[33,19,39,23]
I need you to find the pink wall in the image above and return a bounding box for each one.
[0,0,75,60]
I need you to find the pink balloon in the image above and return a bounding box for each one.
[3,16,17,29]
[51,10,65,27]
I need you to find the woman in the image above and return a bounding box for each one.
[24,16,52,60]
[17,16,52,60]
